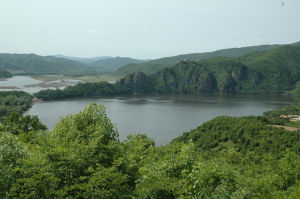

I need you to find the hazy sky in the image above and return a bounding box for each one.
[0,0,299,59]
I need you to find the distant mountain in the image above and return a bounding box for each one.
[54,55,145,73]
[86,57,145,73]
[114,44,284,76]
[0,53,89,75]
[0,53,146,76]
[118,45,300,95]
[237,45,300,93]
[53,55,112,64]
[36,45,300,100]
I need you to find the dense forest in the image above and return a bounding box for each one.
[34,81,131,100]
[0,91,32,120]
[34,45,300,100]
[1,102,300,198]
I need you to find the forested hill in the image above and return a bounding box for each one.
[0,53,89,75]
[34,45,300,100]
[0,53,146,75]
[54,55,146,73]
[85,57,145,73]
[238,45,300,93]
[124,45,300,95]
[114,43,282,75]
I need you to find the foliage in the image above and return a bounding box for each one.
[264,103,300,117]
[173,116,300,157]
[0,91,32,120]
[0,112,47,135]
[0,132,27,198]
[1,103,300,198]
[34,81,131,100]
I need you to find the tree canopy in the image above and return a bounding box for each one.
[1,103,300,198]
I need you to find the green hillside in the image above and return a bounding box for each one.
[0,53,90,75]
[115,44,280,75]
[173,115,300,156]
[151,59,261,94]
[86,57,145,73]
[0,91,32,120]
[34,45,300,100]
[150,45,300,94]
[237,45,300,93]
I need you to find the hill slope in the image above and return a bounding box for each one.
[239,45,300,93]
[34,45,300,100]
[86,57,145,73]
[115,44,281,75]
[55,55,145,73]
[0,54,89,75]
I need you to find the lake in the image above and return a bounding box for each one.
[26,94,300,145]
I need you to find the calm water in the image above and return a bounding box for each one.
[26,94,300,145]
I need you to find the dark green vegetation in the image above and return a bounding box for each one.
[0,69,12,78]
[1,103,300,198]
[174,116,300,156]
[262,103,300,127]
[34,81,130,100]
[0,91,32,120]
[34,45,300,100]
[115,43,281,75]
[264,103,300,118]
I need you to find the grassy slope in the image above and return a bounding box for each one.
[115,44,280,75]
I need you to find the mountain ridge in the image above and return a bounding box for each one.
[114,42,300,75]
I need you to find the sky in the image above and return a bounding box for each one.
[0,0,299,59]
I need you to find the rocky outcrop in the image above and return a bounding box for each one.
[117,60,265,95]
[118,72,154,94]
